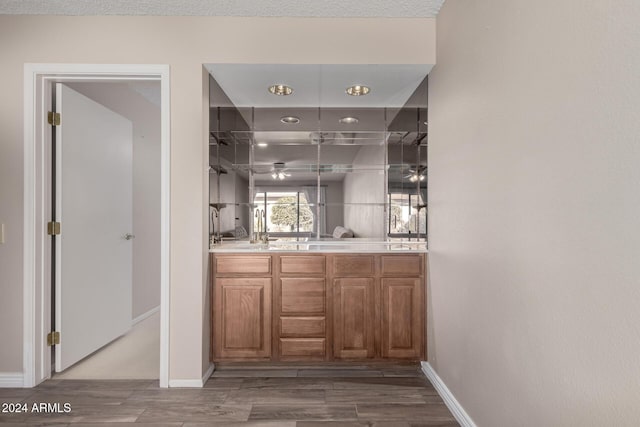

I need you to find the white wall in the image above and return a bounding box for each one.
[428,0,640,425]
[343,145,385,238]
[66,82,161,319]
[0,15,435,380]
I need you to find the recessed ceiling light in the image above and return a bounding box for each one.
[339,117,359,124]
[268,84,293,96]
[345,85,370,96]
[280,116,300,124]
[257,142,268,147]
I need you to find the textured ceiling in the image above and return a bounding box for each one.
[0,0,445,17]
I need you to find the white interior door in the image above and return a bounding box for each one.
[55,83,133,372]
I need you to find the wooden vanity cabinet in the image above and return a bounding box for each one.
[211,252,425,362]
[332,255,377,359]
[380,256,425,359]
[212,255,272,360]
[276,255,328,361]
[333,276,376,358]
[333,254,425,360]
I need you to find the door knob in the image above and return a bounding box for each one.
[124,233,135,240]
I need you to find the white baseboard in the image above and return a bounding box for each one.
[168,363,215,388]
[132,305,160,325]
[421,362,477,427]
[0,372,24,388]
[202,362,215,384]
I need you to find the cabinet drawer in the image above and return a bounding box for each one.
[280,338,325,357]
[381,255,422,276]
[333,255,375,276]
[216,256,271,274]
[280,256,325,275]
[281,278,325,314]
[280,316,325,337]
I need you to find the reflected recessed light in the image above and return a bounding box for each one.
[280,116,300,124]
[257,142,268,147]
[268,84,293,96]
[339,117,359,124]
[423,121,428,126]
[345,85,370,96]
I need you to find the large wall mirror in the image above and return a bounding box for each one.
[208,66,428,245]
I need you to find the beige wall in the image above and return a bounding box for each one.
[0,16,435,380]
[428,0,640,425]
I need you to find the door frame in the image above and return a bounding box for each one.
[23,64,171,388]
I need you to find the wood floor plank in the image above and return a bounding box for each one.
[185,422,297,427]
[0,389,37,398]
[240,377,334,390]
[203,377,245,389]
[2,422,71,427]
[249,404,357,421]
[23,404,145,424]
[212,369,298,378]
[297,422,412,427]
[297,369,383,377]
[23,389,134,406]
[136,403,252,423]
[71,424,182,427]
[331,376,435,390]
[407,422,461,427]
[356,403,457,422]
[124,389,228,405]
[225,388,325,405]
[39,379,155,390]
[325,388,430,404]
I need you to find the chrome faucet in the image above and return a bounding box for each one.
[210,207,221,246]
[252,209,268,243]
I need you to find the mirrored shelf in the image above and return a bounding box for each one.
[209,77,428,244]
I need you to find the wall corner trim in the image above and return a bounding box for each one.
[0,372,24,388]
[421,361,477,427]
[168,363,215,388]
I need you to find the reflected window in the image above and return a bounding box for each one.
[254,191,314,235]
[388,193,426,236]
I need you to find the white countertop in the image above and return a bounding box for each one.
[209,239,427,253]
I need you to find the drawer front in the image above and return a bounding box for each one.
[280,256,325,275]
[333,255,375,276]
[280,316,325,337]
[381,255,422,276]
[280,338,326,358]
[216,256,271,275]
[281,278,326,314]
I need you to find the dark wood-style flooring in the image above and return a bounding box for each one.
[0,363,458,426]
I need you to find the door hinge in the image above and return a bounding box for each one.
[47,331,60,346]
[47,221,61,236]
[47,111,61,126]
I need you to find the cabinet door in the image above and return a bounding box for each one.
[381,278,423,359]
[214,277,271,359]
[333,278,375,359]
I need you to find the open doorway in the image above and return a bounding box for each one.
[50,81,161,379]
[23,64,170,388]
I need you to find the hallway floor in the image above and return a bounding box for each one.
[0,363,458,425]
[53,310,160,380]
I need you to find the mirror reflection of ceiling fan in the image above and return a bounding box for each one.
[404,165,427,182]
[271,162,291,180]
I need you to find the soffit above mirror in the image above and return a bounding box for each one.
[205,64,431,108]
